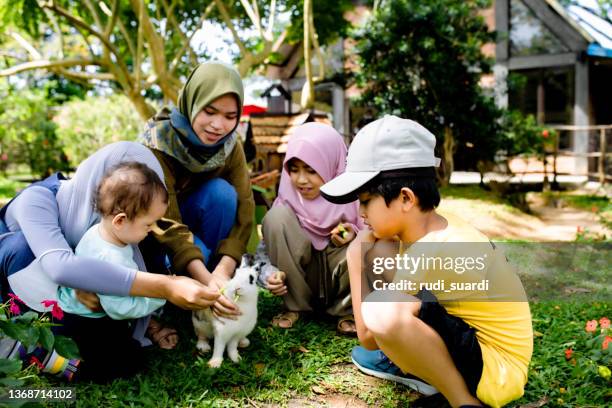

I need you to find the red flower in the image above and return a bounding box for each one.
[564,348,573,360]
[542,129,549,138]
[8,293,24,304]
[0,153,7,161]
[600,317,610,330]
[576,226,584,234]
[41,300,56,308]
[41,299,64,320]
[8,300,20,315]
[586,319,598,333]
[29,356,44,370]
[603,336,612,350]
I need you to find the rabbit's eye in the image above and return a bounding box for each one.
[249,275,255,285]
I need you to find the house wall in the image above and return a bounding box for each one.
[492,0,597,174]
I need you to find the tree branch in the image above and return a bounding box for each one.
[134,0,144,92]
[239,0,262,35]
[266,0,277,40]
[302,0,314,109]
[161,0,198,65]
[101,0,120,39]
[74,26,97,59]
[42,1,133,88]
[0,58,99,76]
[116,19,137,59]
[9,32,42,60]
[99,0,135,57]
[54,68,114,81]
[309,8,324,82]
[214,0,248,56]
[251,0,262,35]
[0,51,25,60]
[83,0,103,30]
[129,0,179,103]
[41,8,65,59]
[168,2,216,77]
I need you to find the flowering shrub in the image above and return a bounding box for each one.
[564,316,611,382]
[575,225,608,242]
[0,294,79,387]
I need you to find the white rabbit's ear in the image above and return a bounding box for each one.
[241,253,255,268]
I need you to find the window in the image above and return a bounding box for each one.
[510,0,569,57]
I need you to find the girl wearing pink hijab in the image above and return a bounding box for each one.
[260,122,364,335]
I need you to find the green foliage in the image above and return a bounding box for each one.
[352,0,503,169]
[517,301,611,406]
[284,0,354,44]
[500,110,547,157]
[36,76,91,105]
[54,94,144,167]
[0,297,80,393]
[0,179,26,204]
[0,83,70,178]
[0,0,46,36]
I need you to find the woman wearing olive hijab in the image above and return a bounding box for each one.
[138,62,255,322]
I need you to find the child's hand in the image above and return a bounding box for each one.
[208,274,241,319]
[266,271,287,296]
[75,290,102,312]
[331,223,356,247]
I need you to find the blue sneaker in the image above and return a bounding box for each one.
[351,346,438,396]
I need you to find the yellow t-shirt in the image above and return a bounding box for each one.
[393,210,533,408]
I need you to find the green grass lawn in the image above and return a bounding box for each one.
[3,184,609,407]
[60,242,610,407]
[53,293,610,408]
[0,178,27,206]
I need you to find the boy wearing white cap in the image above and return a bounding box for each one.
[320,116,533,408]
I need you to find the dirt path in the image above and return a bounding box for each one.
[439,194,608,241]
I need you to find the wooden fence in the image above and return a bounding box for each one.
[548,124,612,185]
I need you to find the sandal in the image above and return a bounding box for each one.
[337,315,357,336]
[271,311,300,329]
[146,318,179,350]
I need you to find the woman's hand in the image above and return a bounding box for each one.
[164,275,219,310]
[207,273,241,319]
[266,271,287,296]
[330,223,356,247]
[75,290,102,312]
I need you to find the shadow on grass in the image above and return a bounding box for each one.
[500,242,611,302]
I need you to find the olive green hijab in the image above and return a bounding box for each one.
[139,62,244,173]
[178,61,244,125]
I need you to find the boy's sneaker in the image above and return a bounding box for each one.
[351,346,438,396]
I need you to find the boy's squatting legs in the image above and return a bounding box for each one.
[361,298,481,407]
[347,233,481,408]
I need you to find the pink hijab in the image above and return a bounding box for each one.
[273,122,364,250]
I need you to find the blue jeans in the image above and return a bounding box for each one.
[178,178,238,268]
[0,227,36,300]
[0,173,64,298]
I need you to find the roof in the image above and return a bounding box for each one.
[553,0,612,56]
[250,112,331,153]
[261,84,292,99]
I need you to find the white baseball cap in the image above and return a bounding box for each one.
[320,115,440,204]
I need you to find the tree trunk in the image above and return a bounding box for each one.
[126,90,156,121]
[301,0,315,109]
[437,126,455,187]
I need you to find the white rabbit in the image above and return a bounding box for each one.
[192,254,259,368]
